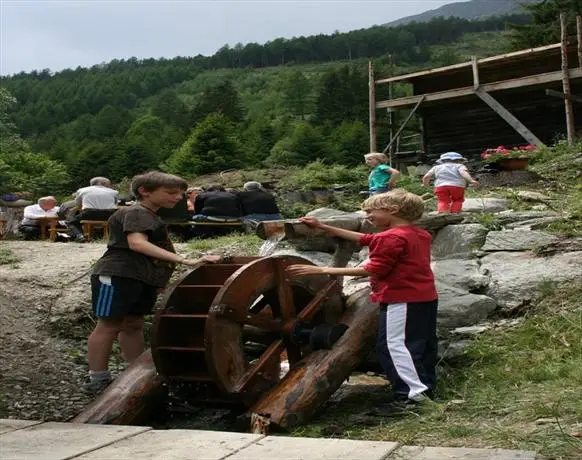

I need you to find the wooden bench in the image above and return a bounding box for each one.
[48,222,71,242]
[81,220,109,241]
[165,220,243,228]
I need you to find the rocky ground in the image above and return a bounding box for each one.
[0,240,200,422]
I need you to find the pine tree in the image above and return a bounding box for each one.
[283,71,313,119]
[192,81,245,124]
[165,112,244,176]
[510,0,582,49]
[266,122,328,166]
[328,121,369,166]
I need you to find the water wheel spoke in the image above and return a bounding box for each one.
[273,258,297,321]
[216,306,283,332]
[296,280,338,323]
[233,340,285,393]
[248,295,271,314]
[273,258,303,365]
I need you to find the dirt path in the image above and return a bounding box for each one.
[0,241,108,420]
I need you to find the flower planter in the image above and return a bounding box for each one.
[497,157,529,171]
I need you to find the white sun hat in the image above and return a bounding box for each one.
[436,152,467,163]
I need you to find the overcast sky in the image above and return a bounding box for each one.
[1,0,461,76]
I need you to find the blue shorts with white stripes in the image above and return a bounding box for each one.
[91,275,158,318]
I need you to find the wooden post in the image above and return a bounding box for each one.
[577,16,582,67]
[476,89,544,147]
[561,13,576,145]
[368,61,377,153]
[388,54,395,159]
[471,56,480,89]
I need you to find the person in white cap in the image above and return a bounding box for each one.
[422,152,479,213]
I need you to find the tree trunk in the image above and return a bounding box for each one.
[71,350,166,425]
[245,287,377,431]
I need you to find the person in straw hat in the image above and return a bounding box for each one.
[422,152,479,214]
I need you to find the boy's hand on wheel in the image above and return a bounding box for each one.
[201,254,222,264]
[286,264,326,277]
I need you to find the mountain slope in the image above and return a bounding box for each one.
[385,0,537,27]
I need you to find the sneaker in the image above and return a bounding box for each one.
[80,378,112,395]
[366,392,436,417]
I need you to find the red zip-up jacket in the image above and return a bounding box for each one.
[360,225,437,304]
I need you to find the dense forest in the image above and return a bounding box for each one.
[0,1,573,196]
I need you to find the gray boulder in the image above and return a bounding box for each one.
[432,259,490,292]
[482,230,560,252]
[462,198,508,213]
[271,248,333,267]
[416,212,465,232]
[493,210,560,225]
[480,251,582,311]
[437,282,497,329]
[505,216,566,231]
[438,340,472,360]
[432,224,488,259]
[516,191,552,202]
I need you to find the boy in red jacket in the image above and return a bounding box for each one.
[287,189,438,409]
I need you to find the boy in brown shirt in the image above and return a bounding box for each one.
[83,171,221,394]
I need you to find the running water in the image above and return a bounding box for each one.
[259,233,285,257]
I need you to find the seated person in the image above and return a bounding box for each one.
[68,176,119,241]
[193,184,242,222]
[18,196,60,240]
[57,194,80,222]
[238,181,282,222]
[186,187,202,214]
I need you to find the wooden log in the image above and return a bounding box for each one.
[245,288,378,431]
[71,349,166,425]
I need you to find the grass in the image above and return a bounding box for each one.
[186,232,264,256]
[291,281,582,459]
[0,247,20,267]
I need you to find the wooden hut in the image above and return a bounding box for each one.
[370,42,582,163]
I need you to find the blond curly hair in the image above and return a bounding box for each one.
[361,189,424,222]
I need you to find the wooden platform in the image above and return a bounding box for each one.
[0,419,538,460]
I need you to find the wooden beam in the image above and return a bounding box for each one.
[561,12,576,144]
[545,88,582,103]
[376,67,582,109]
[475,88,544,147]
[368,61,377,152]
[375,43,563,85]
[577,16,582,68]
[471,56,479,89]
[381,95,425,154]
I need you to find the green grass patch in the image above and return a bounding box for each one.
[291,281,582,458]
[0,247,20,266]
[186,233,263,256]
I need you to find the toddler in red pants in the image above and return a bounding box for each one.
[422,152,479,213]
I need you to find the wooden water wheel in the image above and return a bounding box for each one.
[151,255,345,405]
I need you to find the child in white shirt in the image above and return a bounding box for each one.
[422,152,479,213]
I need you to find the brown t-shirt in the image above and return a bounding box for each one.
[92,204,176,287]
